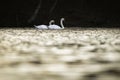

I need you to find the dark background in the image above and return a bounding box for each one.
[0,0,120,27]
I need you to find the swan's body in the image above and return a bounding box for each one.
[34,25,48,29]
[34,20,55,29]
[48,18,65,29]
[34,18,65,30]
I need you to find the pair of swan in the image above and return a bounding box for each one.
[34,18,65,29]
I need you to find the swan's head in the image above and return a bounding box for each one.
[34,25,37,28]
[61,18,65,21]
[49,20,55,25]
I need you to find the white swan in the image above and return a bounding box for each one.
[34,24,48,29]
[48,18,65,29]
[34,20,55,29]
[49,20,55,25]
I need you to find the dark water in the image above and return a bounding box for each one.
[0,0,120,27]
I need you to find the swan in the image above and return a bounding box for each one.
[34,20,55,29]
[48,18,65,29]
[34,24,48,29]
[49,20,55,25]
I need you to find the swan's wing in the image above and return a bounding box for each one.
[48,25,61,29]
[35,25,48,29]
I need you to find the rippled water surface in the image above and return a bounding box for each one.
[0,27,120,80]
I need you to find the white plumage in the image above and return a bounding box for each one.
[34,25,48,29]
[34,18,65,30]
[48,18,65,29]
[34,20,55,29]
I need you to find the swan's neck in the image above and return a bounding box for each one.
[49,20,55,25]
[60,18,64,29]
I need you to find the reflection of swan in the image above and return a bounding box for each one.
[48,18,65,29]
[34,24,48,29]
